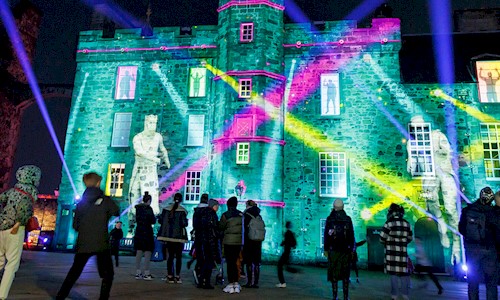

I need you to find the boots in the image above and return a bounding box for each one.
[253,264,260,288]
[332,281,338,300]
[244,265,253,288]
[342,279,349,300]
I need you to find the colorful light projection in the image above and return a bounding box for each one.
[475,60,500,103]
[0,0,77,195]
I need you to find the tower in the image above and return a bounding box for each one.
[211,0,286,254]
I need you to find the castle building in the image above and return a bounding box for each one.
[55,0,500,270]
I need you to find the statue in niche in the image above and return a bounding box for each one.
[407,115,461,261]
[128,115,170,234]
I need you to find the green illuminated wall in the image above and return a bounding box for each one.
[56,0,497,269]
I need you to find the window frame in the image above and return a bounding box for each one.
[187,114,205,146]
[105,163,126,197]
[184,170,202,203]
[320,73,341,116]
[480,123,500,180]
[407,122,435,177]
[240,22,254,43]
[318,152,348,198]
[236,142,250,165]
[114,66,138,100]
[238,78,252,99]
[111,112,132,148]
[188,67,207,98]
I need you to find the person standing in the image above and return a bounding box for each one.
[459,187,498,300]
[324,199,355,300]
[133,191,156,280]
[414,236,443,295]
[193,199,221,289]
[109,221,123,267]
[243,200,265,288]
[380,203,413,300]
[276,221,297,288]
[158,193,188,284]
[219,196,243,294]
[190,193,209,284]
[0,165,41,300]
[56,172,119,300]
[351,240,366,283]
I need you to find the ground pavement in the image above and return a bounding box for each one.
[2,251,480,299]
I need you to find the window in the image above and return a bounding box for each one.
[189,68,207,97]
[319,152,347,197]
[187,115,205,146]
[481,123,500,179]
[407,122,434,177]
[234,115,255,137]
[184,171,201,203]
[239,78,252,98]
[240,23,254,42]
[236,142,250,164]
[320,218,326,251]
[475,60,500,103]
[111,113,132,147]
[105,163,125,197]
[320,73,340,116]
[115,66,138,100]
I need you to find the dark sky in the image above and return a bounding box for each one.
[8,0,500,193]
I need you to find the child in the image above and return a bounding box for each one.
[276,221,297,288]
[56,172,119,300]
[109,221,123,267]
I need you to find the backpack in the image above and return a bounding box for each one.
[246,213,266,241]
[326,218,352,251]
[464,207,486,243]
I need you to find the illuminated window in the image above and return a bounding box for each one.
[234,114,255,137]
[111,113,132,147]
[105,163,125,197]
[240,23,254,42]
[320,73,340,116]
[189,68,207,97]
[236,142,250,164]
[239,78,252,98]
[320,218,326,250]
[187,115,205,146]
[184,171,201,203]
[319,152,347,197]
[115,66,137,100]
[407,122,434,177]
[476,60,500,103]
[481,123,500,179]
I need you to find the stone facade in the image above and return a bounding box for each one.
[56,0,498,269]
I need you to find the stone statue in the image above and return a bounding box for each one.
[407,115,461,261]
[128,115,170,232]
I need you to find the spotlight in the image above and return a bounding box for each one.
[75,195,81,200]
[43,238,48,243]
[461,264,468,272]
[361,208,373,220]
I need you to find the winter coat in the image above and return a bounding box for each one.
[109,228,123,250]
[193,206,221,263]
[157,204,188,243]
[133,203,156,251]
[379,211,413,275]
[73,187,120,253]
[324,209,355,281]
[243,206,262,264]
[0,165,41,230]
[281,229,297,254]
[219,207,243,246]
[458,201,497,249]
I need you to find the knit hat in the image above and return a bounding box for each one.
[227,196,238,208]
[16,165,41,187]
[479,187,494,205]
[333,199,344,211]
[208,199,219,208]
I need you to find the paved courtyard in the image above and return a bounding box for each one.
[3,250,482,299]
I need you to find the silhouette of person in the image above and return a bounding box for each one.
[190,71,203,97]
[128,115,170,235]
[119,70,136,99]
[323,79,337,114]
[479,67,500,103]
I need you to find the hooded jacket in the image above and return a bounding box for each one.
[0,165,41,230]
[158,204,188,243]
[74,187,119,253]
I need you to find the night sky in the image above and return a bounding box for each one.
[8,0,499,193]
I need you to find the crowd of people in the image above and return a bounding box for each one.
[2,167,500,299]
